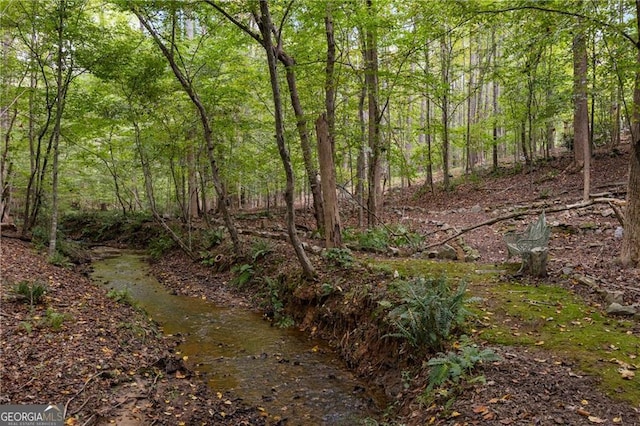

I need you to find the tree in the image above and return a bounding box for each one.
[255,0,315,278]
[129,2,242,256]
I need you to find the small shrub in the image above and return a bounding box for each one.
[107,288,134,305]
[426,340,501,392]
[231,263,254,287]
[385,276,471,352]
[203,227,225,248]
[262,277,293,328]
[148,234,176,260]
[250,240,272,262]
[418,339,501,409]
[48,250,72,268]
[14,281,47,306]
[45,308,67,330]
[323,248,354,268]
[19,321,33,334]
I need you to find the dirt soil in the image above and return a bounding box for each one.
[2,145,639,425]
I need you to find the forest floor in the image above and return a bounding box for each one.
[1,144,639,425]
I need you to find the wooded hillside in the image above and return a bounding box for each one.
[1,0,639,269]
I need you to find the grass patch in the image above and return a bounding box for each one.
[475,282,640,405]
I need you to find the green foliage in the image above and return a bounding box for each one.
[107,288,134,305]
[48,250,72,268]
[45,308,68,331]
[250,240,272,262]
[385,276,471,352]
[322,248,354,268]
[261,277,293,328]
[148,234,176,260]
[203,227,225,249]
[344,226,423,251]
[426,340,501,392]
[14,281,47,307]
[19,321,33,334]
[231,263,254,287]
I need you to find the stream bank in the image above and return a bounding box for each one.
[0,238,266,425]
[90,248,382,425]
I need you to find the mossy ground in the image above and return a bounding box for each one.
[375,257,640,406]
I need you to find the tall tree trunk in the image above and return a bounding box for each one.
[573,28,588,170]
[316,114,341,248]
[492,29,499,171]
[258,0,315,278]
[278,53,324,231]
[365,0,382,227]
[48,0,70,258]
[356,84,366,227]
[573,24,590,200]
[621,0,640,267]
[441,35,451,190]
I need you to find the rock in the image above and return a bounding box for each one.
[601,208,615,217]
[436,244,458,260]
[561,267,574,275]
[310,245,323,255]
[464,250,481,262]
[606,303,637,317]
[388,246,400,256]
[614,227,624,239]
[605,291,625,305]
[469,204,482,214]
[574,274,598,289]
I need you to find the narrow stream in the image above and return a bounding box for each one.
[90,249,381,425]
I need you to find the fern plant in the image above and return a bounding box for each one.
[427,341,501,392]
[385,276,471,352]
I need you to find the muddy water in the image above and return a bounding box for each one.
[90,249,381,425]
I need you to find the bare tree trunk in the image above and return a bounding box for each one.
[621,0,640,267]
[573,25,590,201]
[356,85,366,227]
[441,35,451,190]
[316,114,341,248]
[258,0,315,278]
[364,0,382,227]
[573,27,589,171]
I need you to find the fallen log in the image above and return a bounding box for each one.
[421,197,626,251]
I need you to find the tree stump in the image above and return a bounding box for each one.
[523,247,548,277]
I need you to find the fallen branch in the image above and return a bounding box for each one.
[64,372,104,418]
[421,197,626,250]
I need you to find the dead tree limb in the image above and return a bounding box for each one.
[422,198,626,250]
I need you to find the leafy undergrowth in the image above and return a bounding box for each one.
[377,257,640,406]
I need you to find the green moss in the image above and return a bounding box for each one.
[375,258,504,284]
[475,282,640,405]
[374,257,640,405]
